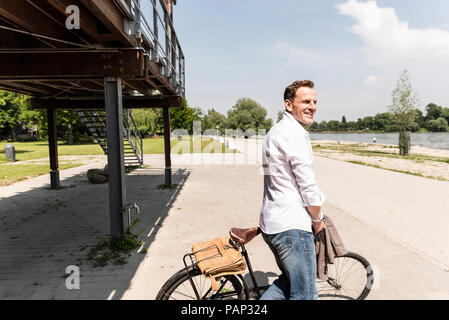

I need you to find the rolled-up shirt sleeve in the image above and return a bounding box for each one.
[281,133,325,207]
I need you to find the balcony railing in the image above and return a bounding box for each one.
[121,0,185,96]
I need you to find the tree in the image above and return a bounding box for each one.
[341,115,347,129]
[35,109,91,144]
[202,108,228,133]
[347,121,356,130]
[388,70,419,156]
[309,121,319,131]
[423,103,449,130]
[277,110,284,123]
[169,98,195,133]
[0,91,22,141]
[57,110,88,144]
[442,107,449,124]
[0,90,40,141]
[373,112,394,131]
[318,120,328,130]
[414,108,426,128]
[327,120,341,131]
[426,117,449,132]
[407,122,420,132]
[424,103,443,120]
[227,98,272,133]
[262,118,273,132]
[361,116,374,130]
[131,108,160,137]
[355,118,363,130]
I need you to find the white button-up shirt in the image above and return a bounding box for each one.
[259,111,325,234]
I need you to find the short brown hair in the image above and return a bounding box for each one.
[284,80,314,101]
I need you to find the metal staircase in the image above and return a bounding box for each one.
[78,109,143,166]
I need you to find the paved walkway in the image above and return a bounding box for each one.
[1,140,449,299]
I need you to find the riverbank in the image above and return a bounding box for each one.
[312,140,449,181]
[309,132,449,150]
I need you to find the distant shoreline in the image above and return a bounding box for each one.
[308,132,449,151]
[308,130,434,134]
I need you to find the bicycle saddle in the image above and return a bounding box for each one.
[229,227,261,244]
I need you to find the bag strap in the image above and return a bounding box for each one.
[210,276,219,291]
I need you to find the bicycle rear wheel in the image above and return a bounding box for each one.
[317,251,373,300]
[156,266,246,300]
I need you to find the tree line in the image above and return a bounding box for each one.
[303,103,449,133]
[0,90,93,144]
[132,97,273,137]
[0,91,273,143]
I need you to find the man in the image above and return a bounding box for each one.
[259,80,325,300]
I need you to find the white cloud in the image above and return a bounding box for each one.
[362,75,380,86]
[337,0,449,65]
[336,0,449,113]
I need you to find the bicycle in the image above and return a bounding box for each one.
[156,227,374,300]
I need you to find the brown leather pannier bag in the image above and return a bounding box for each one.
[192,237,246,291]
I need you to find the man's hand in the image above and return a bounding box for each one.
[312,220,325,235]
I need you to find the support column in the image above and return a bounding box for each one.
[47,108,60,189]
[104,76,126,238]
[163,106,172,186]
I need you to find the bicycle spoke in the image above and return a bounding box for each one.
[317,253,371,300]
[339,259,360,285]
[173,280,196,300]
[159,268,244,300]
[171,289,196,300]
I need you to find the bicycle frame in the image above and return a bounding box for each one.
[180,242,368,300]
[239,243,263,299]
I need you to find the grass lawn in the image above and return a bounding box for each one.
[0,136,235,185]
[0,162,82,186]
[0,141,103,163]
[0,137,235,162]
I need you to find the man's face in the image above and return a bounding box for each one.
[284,86,317,127]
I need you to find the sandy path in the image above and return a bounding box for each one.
[314,156,449,269]
[224,138,449,268]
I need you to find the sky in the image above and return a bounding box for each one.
[172,0,449,123]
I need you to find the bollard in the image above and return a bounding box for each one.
[5,144,15,162]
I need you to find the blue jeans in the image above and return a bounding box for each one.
[260,229,318,300]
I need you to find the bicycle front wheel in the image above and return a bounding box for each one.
[156,266,246,300]
[317,251,374,300]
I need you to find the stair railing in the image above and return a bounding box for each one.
[129,0,185,97]
[78,110,108,153]
[123,109,144,165]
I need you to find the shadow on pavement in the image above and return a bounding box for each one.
[0,167,190,299]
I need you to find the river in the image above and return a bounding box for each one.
[309,132,449,150]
